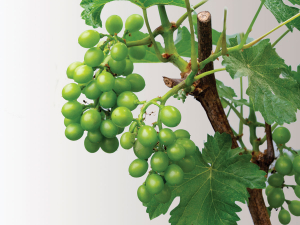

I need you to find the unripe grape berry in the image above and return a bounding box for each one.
[160,106,181,127]
[137,125,158,147]
[84,47,104,67]
[275,155,293,175]
[73,65,94,84]
[96,71,115,92]
[154,184,171,203]
[66,62,83,79]
[129,159,148,177]
[65,123,84,141]
[137,185,152,203]
[105,15,123,35]
[129,45,146,60]
[84,136,100,153]
[111,107,133,128]
[111,42,128,61]
[145,174,164,195]
[78,30,100,48]
[62,83,81,101]
[278,208,291,225]
[126,73,145,92]
[272,127,291,145]
[288,200,300,216]
[100,137,119,153]
[125,14,144,33]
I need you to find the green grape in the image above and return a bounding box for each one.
[267,188,285,208]
[80,109,102,131]
[66,62,83,79]
[100,120,118,138]
[176,138,196,156]
[174,129,190,139]
[84,136,100,153]
[99,90,117,109]
[129,45,146,60]
[137,125,158,147]
[295,173,300,186]
[160,106,181,127]
[111,107,133,128]
[84,47,104,67]
[278,208,291,224]
[105,15,123,35]
[129,159,149,177]
[83,80,102,100]
[78,30,100,48]
[73,65,94,84]
[64,116,81,127]
[145,174,164,195]
[100,136,119,153]
[177,155,196,173]
[275,155,293,175]
[125,14,144,33]
[164,164,184,185]
[126,74,145,92]
[62,83,81,101]
[120,132,135,149]
[265,185,275,196]
[108,58,126,75]
[150,152,169,172]
[113,77,132,94]
[96,71,115,92]
[154,184,171,203]
[87,129,103,143]
[122,59,134,76]
[294,185,300,198]
[272,127,291,145]
[293,155,300,174]
[133,139,153,159]
[137,184,152,203]
[65,123,84,141]
[111,42,128,61]
[117,127,124,135]
[167,143,186,161]
[158,128,176,146]
[117,91,139,111]
[61,101,82,119]
[268,173,284,188]
[288,200,300,216]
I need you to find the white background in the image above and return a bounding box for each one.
[0,0,300,224]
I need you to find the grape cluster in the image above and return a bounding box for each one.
[265,127,300,224]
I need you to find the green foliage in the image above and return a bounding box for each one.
[289,0,300,5]
[173,89,187,103]
[145,132,266,224]
[175,26,198,58]
[222,38,300,125]
[211,30,254,46]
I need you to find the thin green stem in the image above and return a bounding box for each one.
[248,100,259,151]
[137,98,162,124]
[271,29,290,48]
[259,123,278,145]
[239,77,244,135]
[194,68,226,80]
[231,126,247,150]
[157,5,170,28]
[226,106,232,117]
[283,145,299,155]
[221,8,228,55]
[222,98,248,125]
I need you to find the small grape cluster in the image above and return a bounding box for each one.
[265,127,300,224]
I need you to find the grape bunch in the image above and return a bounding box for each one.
[265,127,300,224]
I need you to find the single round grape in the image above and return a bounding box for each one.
[126,73,145,92]
[288,200,300,216]
[84,47,104,67]
[267,188,285,208]
[295,173,300,186]
[83,80,102,100]
[111,107,133,128]
[65,123,84,141]
[73,65,94,84]
[154,184,171,203]
[125,14,144,33]
[96,71,115,92]
[278,208,291,225]
[177,155,196,173]
[150,151,169,172]
[117,91,139,111]
[167,143,186,161]
[78,30,100,48]
[100,120,118,138]
[122,59,134,76]
[268,173,284,188]
[117,126,124,135]
[137,184,152,203]
[108,58,126,75]
[145,174,164,195]
[100,136,119,153]
[87,129,103,143]
[61,101,82,119]
[158,128,176,146]
[84,136,100,153]
[176,138,196,156]
[174,129,190,139]
[164,164,184,185]
[129,45,146,60]
[272,127,291,145]
[275,155,293,175]
[293,155,300,174]
[111,42,128,61]
[133,139,153,159]
[62,83,81,101]
[265,185,275,196]
[64,116,81,127]
[99,90,117,109]
[80,109,102,131]
[129,159,149,177]
[160,106,181,127]
[294,185,300,199]
[120,132,135,149]
[66,62,83,79]
[105,15,123,35]
[113,77,131,94]
[137,125,158,147]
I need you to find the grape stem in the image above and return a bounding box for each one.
[271,29,290,48]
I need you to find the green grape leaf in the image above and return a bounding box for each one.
[211,29,254,46]
[145,132,266,225]
[222,37,300,125]
[175,26,198,58]
[263,0,300,31]
[125,31,165,63]
[283,64,300,84]
[128,0,185,9]
[288,0,300,5]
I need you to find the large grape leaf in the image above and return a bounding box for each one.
[145,132,266,225]
[283,64,300,85]
[222,38,300,125]
[125,31,165,63]
[263,0,300,31]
